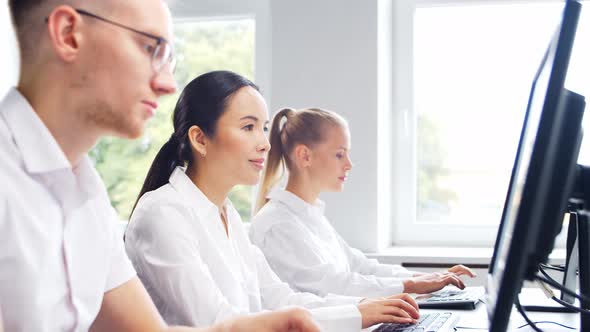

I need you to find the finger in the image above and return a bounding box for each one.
[293,318,321,332]
[444,275,465,289]
[385,299,420,319]
[387,293,411,301]
[449,265,476,277]
[399,293,420,311]
[285,308,321,332]
[453,274,466,289]
[378,314,417,325]
[442,275,461,288]
[390,293,420,311]
[383,305,412,319]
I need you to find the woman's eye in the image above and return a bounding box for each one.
[336,153,343,159]
[263,126,269,133]
[243,124,254,131]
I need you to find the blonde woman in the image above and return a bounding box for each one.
[250,108,475,299]
[125,71,420,332]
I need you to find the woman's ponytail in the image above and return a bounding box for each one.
[131,134,182,215]
[255,108,294,212]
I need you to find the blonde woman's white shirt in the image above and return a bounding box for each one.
[0,88,136,332]
[125,167,362,332]
[250,189,414,299]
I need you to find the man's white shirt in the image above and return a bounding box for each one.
[0,89,136,332]
[250,189,414,299]
[125,167,363,332]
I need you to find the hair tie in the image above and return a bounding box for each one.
[279,109,295,131]
[279,115,288,132]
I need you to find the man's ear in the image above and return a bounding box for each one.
[293,144,312,168]
[188,125,208,157]
[46,6,83,63]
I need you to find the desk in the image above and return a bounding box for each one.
[364,288,580,331]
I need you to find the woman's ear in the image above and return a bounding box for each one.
[293,144,312,168]
[188,125,208,157]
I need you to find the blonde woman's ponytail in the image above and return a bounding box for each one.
[255,108,294,212]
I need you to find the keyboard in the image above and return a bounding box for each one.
[415,286,485,310]
[373,312,459,332]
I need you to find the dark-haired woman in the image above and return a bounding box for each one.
[124,71,419,332]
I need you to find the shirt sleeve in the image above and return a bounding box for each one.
[104,206,136,292]
[124,202,248,327]
[252,244,362,332]
[335,232,414,279]
[253,220,408,298]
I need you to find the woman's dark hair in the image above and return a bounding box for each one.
[131,70,259,214]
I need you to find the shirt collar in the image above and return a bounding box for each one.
[168,166,230,220]
[74,156,106,201]
[0,88,71,174]
[0,88,103,201]
[268,188,326,222]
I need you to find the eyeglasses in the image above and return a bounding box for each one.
[47,8,176,74]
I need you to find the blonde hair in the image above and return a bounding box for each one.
[255,107,348,212]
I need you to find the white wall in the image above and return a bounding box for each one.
[0,2,19,96]
[269,0,390,252]
[170,0,399,253]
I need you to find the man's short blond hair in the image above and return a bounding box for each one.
[8,0,80,62]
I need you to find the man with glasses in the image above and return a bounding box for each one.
[0,1,320,332]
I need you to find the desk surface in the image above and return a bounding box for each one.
[365,288,580,331]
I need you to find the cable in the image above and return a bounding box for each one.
[539,263,566,272]
[536,272,590,302]
[551,296,590,315]
[516,321,576,330]
[538,264,560,282]
[515,296,543,332]
[535,273,590,303]
[534,272,590,316]
[454,327,488,330]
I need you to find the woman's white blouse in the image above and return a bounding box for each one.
[250,189,414,299]
[125,167,361,331]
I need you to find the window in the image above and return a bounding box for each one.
[90,19,256,222]
[393,1,589,246]
[0,3,18,98]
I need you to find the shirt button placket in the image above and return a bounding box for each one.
[59,172,81,332]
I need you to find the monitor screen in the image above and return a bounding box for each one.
[486,1,582,331]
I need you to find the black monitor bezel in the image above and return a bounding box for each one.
[486,1,582,331]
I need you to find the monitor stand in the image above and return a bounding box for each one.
[566,165,590,331]
[579,211,590,332]
[521,165,590,332]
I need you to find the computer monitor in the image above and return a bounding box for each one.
[531,89,585,279]
[485,1,583,331]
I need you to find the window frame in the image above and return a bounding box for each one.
[390,0,573,248]
[0,2,19,98]
[170,0,272,104]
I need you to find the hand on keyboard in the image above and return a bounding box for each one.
[374,312,457,332]
[447,265,476,278]
[403,265,476,294]
[223,307,320,332]
[358,293,420,328]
